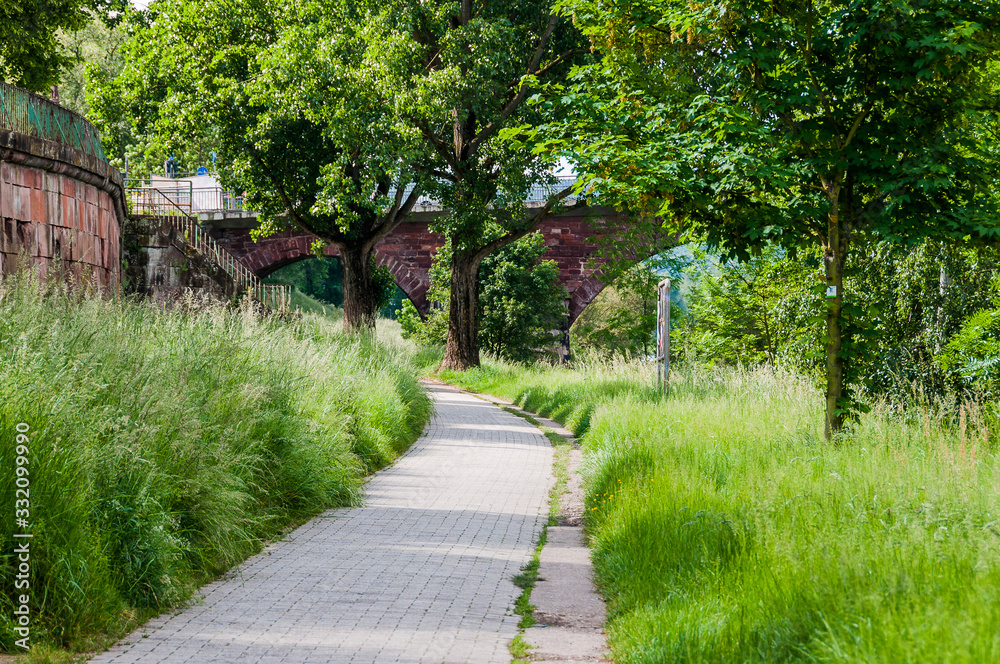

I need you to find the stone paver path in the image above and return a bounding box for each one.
[92,383,553,664]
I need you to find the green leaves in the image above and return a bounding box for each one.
[544,0,1000,433]
[87,0,449,328]
[478,233,568,362]
[400,233,568,362]
[0,0,92,92]
[554,0,1000,249]
[679,245,820,369]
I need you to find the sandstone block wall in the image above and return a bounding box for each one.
[123,216,231,304]
[0,130,125,290]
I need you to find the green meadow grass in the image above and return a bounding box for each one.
[439,353,660,435]
[0,274,430,653]
[445,358,1000,663]
[285,286,344,320]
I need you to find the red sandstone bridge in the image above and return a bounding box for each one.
[0,80,636,319]
[133,176,627,323]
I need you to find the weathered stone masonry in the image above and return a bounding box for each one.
[0,130,125,289]
[122,216,236,304]
[209,212,610,323]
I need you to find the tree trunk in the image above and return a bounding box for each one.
[936,245,952,347]
[823,190,847,441]
[442,250,481,371]
[339,242,378,331]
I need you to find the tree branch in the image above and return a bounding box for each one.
[415,120,460,171]
[422,46,445,73]
[843,102,872,149]
[366,185,422,249]
[528,182,579,225]
[777,113,818,160]
[805,68,841,147]
[412,163,458,182]
[471,182,579,263]
[466,12,560,158]
[507,47,589,90]
[245,145,307,232]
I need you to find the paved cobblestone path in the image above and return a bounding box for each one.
[92,383,553,664]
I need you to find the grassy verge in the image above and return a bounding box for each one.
[0,275,431,656]
[284,287,344,320]
[446,358,1000,663]
[439,355,659,436]
[493,402,572,664]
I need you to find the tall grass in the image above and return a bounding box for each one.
[445,358,1000,663]
[285,286,344,320]
[440,353,659,434]
[0,274,431,652]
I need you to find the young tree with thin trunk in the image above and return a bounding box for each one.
[552,0,1000,438]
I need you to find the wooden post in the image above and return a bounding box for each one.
[657,278,670,393]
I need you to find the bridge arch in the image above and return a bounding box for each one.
[239,233,315,277]
[208,210,629,325]
[230,230,433,312]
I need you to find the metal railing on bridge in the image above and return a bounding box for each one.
[127,178,245,213]
[527,176,581,204]
[127,186,288,312]
[0,81,107,160]
[129,175,581,217]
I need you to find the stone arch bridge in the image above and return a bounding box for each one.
[203,206,625,323]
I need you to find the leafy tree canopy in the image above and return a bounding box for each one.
[56,11,127,116]
[89,0,431,329]
[1,0,128,93]
[546,0,1000,437]
[353,0,590,369]
[554,0,1000,243]
[2,0,90,92]
[91,0,592,340]
[677,246,817,368]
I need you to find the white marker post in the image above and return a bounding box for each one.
[656,278,671,393]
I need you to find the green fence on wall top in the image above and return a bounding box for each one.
[0,81,107,161]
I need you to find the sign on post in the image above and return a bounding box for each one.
[656,278,670,392]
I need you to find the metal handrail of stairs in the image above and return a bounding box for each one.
[127,187,289,312]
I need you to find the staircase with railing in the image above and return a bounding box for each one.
[127,186,289,311]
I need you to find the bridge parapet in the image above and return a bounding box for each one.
[0,81,107,160]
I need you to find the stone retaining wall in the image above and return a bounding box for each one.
[123,216,232,304]
[0,130,125,289]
